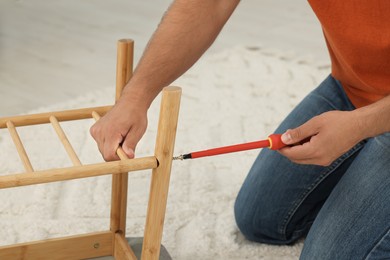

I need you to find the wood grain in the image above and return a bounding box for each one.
[0,156,157,189]
[142,86,181,260]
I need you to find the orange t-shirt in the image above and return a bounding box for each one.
[308,0,390,108]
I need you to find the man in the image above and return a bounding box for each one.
[90,1,390,258]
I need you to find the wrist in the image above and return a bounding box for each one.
[352,106,381,139]
[119,81,157,111]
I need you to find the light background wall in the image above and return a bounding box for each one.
[0,0,328,115]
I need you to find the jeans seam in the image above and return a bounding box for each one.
[364,227,390,260]
[278,141,365,239]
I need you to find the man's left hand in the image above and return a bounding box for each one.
[278,111,362,166]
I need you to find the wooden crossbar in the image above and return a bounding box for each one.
[50,115,82,166]
[0,231,113,260]
[6,121,34,172]
[0,105,112,129]
[0,156,157,189]
[114,233,137,260]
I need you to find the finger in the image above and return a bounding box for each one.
[103,133,123,161]
[121,126,146,159]
[289,158,317,165]
[288,155,333,166]
[89,124,105,156]
[279,134,335,166]
[278,141,316,162]
[89,123,101,142]
[97,137,105,157]
[281,117,320,145]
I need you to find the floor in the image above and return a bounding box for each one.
[0,3,330,258]
[0,0,328,116]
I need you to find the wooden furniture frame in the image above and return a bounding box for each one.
[0,39,181,260]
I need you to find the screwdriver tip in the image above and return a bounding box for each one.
[173,155,184,160]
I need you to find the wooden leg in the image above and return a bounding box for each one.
[141,86,181,260]
[115,39,134,102]
[111,40,134,258]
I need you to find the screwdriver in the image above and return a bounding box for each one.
[173,133,286,160]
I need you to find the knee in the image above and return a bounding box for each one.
[234,189,288,244]
[234,194,256,241]
[234,149,302,244]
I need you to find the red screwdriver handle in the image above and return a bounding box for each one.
[268,134,287,150]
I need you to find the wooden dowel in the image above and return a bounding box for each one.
[50,116,82,166]
[0,231,113,260]
[91,111,128,160]
[6,121,34,172]
[0,105,112,129]
[91,111,101,121]
[115,39,134,102]
[0,156,157,189]
[142,86,181,260]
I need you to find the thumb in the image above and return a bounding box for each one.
[281,121,317,145]
[121,137,135,159]
[122,145,135,159]
[121,127,145,159]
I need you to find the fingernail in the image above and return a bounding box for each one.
[281,133,292,144]
[123,146,135,158]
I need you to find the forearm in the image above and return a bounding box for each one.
[354,94,390,139]
[122,0,240,107]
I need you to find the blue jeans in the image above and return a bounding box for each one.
[234,75,390,259]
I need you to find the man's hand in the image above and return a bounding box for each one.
[89,0,240,161]
[90,97,148,161]
[278,111,362,166]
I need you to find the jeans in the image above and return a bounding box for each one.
[234,75,390,259]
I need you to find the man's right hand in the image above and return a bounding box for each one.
[90,96,148,161]
[90,0,240,161]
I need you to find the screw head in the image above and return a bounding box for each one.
[94,243,100,249]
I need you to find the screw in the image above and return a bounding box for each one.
[94,243,100,249]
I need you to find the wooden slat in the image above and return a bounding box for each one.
[50,116,82,166]
[0,156,157,189]
[0,231,113,260]
[114,233,137,260]
[0,105,112,129]
[6,121,34,172]
[142,87,181,260]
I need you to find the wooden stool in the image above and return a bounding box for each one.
[0,39,181,260]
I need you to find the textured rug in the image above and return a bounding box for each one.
[0,46,329,259]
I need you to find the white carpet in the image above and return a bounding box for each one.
[0,46,329,259]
